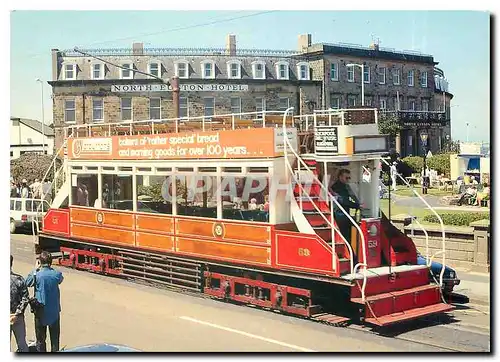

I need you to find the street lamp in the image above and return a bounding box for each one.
[466,122,470,143]
[420,130,429,195]
[346,63,365,106]
[35,78,45,155]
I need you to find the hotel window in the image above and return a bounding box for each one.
[204,98,214,117]
[393,97,400,110]
[347,95,356,108]
[330,63,338,81]
[64,99,76,123]
[201,61,215,79]
[363,66,370,84]
[330,95,340,109]
[148,62,161,78]
[276,61,289,80]
[121,98,132,121]
[393,69,401,85]
[63,64,76,80]
[227,61,241,79]
[175,61,189,79]
[230,97,241,114]
[408,99,416,111]
[380,98,387,110]
[121,63,133,79]
[297,62,309,81]
[422,99,429,112]
[149,98,161,119]
[420,71,428,88]
[255,97,266,113]
[92,98,104,122]
[91,63,104,80]
[279,97,289,111]
[347,66,354,82]
[408,70,414,87]
[179,97,189,118]
[378,67,386,84]
[252,61,266,79]
[364,97,372,106]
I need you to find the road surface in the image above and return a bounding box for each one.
[10,233,490,352]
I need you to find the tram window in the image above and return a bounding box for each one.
[156,167,172,173]
[176,175,217,219]
[71,174,98,207]
[103,166,115,171]
[119,167,133,172]
[137,167,152,172]
[248,167,269,173]
[177,167,194,172]
[101,174,133,210]
[221,176,269,222]
[136,175,172,214]
[86,166,98,171]
[222,167,241,173]
[199,167,216,172]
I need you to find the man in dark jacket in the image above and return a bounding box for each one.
[26,251,64,352]
[330,169,362,243]
[10,255,30,352]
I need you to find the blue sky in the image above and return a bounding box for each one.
[10,10,490,142]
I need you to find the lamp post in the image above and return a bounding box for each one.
[346,63,365,106]
[420,130,429,195]
[466,122,469,142]
[35,78,45,155]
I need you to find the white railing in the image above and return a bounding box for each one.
[31,137,71,244]
[282,107,368,302]
[293,108,378,132]
[63,110,294,138]
[380,157,446,288]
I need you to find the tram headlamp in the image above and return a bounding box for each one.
[369,224,378,236]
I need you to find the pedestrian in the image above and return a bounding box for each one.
[390,162,398,191]
[21,179,30,198]
[10,255,30,352]
[26,251,64,352]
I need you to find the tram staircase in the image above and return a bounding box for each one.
[291,159,453,326]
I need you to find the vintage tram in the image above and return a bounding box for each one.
[36,107,452,327]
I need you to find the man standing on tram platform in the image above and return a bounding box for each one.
[330,169,362,243]
[26,251,64,352]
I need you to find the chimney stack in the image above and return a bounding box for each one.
[51,49,59,81]
[133,42,144,55]
[298,34,312,52]
[226,35,236,56]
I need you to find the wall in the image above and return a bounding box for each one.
[10,121,55,158]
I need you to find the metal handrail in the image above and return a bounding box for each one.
[380,157,446,287]
[282,107,368,301]
[64,110,293,137]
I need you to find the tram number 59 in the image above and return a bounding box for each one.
[298,248,311,257]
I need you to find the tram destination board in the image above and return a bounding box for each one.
[314,126,339,155]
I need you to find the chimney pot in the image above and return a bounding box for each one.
[226,34,236,56]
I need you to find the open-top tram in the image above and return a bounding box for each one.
[37,107,453,327]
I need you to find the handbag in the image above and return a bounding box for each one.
[29,271,43,315]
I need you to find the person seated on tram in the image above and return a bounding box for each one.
[329,169,362,243]
[248,198,258,210]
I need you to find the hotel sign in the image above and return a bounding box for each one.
[111,84,249,92]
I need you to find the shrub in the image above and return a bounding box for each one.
[426,153,451,177]
[423,212,490,226]
[401,156,423,174]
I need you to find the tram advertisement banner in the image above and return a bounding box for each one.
[67,127,297,160]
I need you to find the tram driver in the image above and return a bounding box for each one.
[329,169,363,243]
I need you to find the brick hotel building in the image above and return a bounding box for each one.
[49,34,453,157]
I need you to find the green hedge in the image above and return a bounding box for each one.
[423,212,490,226]
[426,153,451,177]
[401,156,423,173]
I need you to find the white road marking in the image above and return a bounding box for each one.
[179,316,315,352]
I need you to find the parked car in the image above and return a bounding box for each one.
[417,253,460,295]
[61,344,140,352]
[10,197,50,234]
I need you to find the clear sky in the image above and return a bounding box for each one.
[10,10,490,143]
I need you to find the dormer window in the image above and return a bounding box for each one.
[63,64,77,80]
[201,60,215,79]
[91,63,104,80]
[148,61,161,78]
[120,63,134,79]
[227,60,241,79]
[252,61,266,80]
[276,61,289,80]
[174,60,189,79]
[296,62,310,80]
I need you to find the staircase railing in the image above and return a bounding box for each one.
[380,157,446,288]
[282,107,368,302]
[31,137,71,244]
